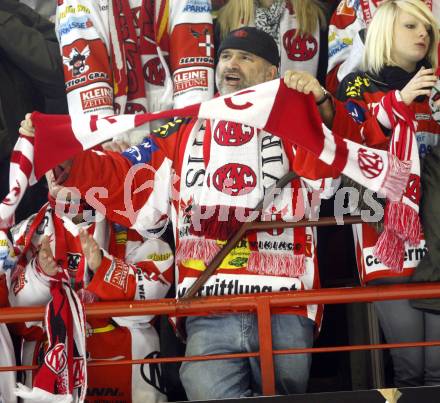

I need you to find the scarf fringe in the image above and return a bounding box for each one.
[247,252,305,277]
[384,201,421,245]
[380,153,412,202]
[15,384,73,402]
[374,228,405,272]
[176,239,221,264]
[77,288,99,304]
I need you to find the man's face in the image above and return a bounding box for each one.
[215,49,276,95]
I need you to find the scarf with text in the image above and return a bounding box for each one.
[12,205,88,402]
[0,79,412,237]
[176,119,308,277]
[15,276,87,402]
[372,91,421,271]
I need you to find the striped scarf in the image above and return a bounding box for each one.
[0,79,414,261]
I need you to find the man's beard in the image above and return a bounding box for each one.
[216,69,253,95]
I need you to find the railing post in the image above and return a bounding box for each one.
[257,296,275,396]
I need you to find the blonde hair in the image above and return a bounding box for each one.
[216,0,326,40]
[363,0,439,74]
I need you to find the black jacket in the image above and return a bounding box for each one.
[0,0,67,221]
[0,0,67,161]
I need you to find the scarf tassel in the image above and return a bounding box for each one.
[380,153,412,202]
[384,201,421,245]
[373,201,421,272]
[374,228,405,272]
[15,384,73,402]
[176,239,221,264]
[247,252,305,277]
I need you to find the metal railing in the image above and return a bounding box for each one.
[1,216,440,396]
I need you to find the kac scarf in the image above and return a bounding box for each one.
[176,119,307,277]
[373,90,421,271]
[13,205,88,402]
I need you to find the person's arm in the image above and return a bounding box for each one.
[56,0,114,116]
[284,70,334,128]
[0,0,65,98]
[85,230,172,303]
[168,0,215,108]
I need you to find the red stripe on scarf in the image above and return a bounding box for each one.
[33,113,81,179]
[263,80,325,156]
[10,150,33,178]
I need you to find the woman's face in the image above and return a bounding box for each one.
[391,10,431,71]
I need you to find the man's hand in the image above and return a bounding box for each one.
[79,228,102,273]
[400,67,438,106]
[284,70,325,102]
[102,140,130,153]
[19,113,35,137]
[37,236,58,276]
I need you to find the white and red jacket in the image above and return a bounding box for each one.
[56,0,214,144]
[8,205,173,402]
[327,0,439,94]
[63,118,339,326]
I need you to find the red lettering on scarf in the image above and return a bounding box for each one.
[224,90,254,110]
[2,181,21,206]
[73,357,85,388]
[90,115,118,132]
[45,343,67,374]
[213,163,257,196]
[357,148,384,178]
[12,265,26,295]
[404,174,421,205]
[283,30,318,61]
[214,122,254,146]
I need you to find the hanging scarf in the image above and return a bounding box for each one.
[254,0,285,44]
[176,119,307,277]
[12,205,88,402]
[14,272,87,402]
[109,0,148,115]
[372,90,421,271]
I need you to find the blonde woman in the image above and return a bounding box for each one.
[327,0,439,94]
[334,0,440,386]
[216,0,328,81]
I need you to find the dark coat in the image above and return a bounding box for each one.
[410,144,440,312]
[0,0,67,221]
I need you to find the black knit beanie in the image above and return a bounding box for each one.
[217,27,280,67]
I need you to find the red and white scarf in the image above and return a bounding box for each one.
[373,91,421,271]
[15,274,87,402]
[12,205,88,402]
[110,0,149,115]
[0,79,412,237]
[176,119,307,277]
